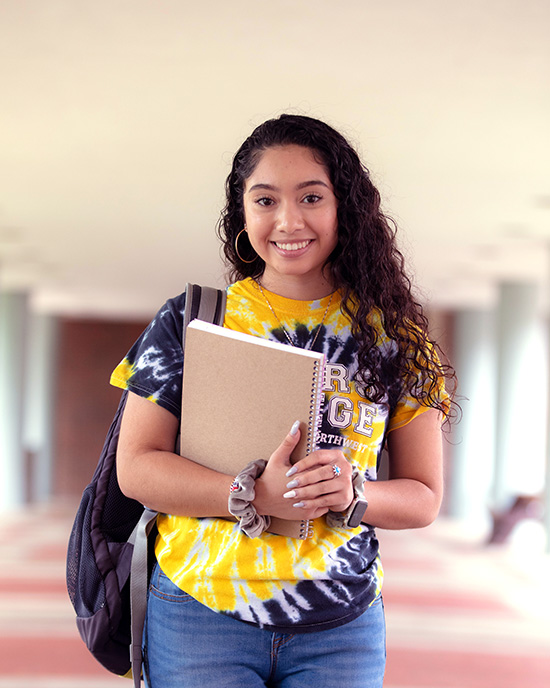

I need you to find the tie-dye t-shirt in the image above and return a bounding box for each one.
[111,277,446,633]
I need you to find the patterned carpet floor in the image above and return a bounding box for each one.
[0,503,548,688]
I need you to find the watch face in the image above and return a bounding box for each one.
[346,499,368,528]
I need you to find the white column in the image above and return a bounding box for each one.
[23,313,59,502]
[493,282,547,505]
[545,355,550,552]
[0,291,28,509]
[449,309,496,526]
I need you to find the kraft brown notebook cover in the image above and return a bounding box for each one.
[179,319,326,538]
[180,319,325,471]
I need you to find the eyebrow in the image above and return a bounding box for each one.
[247,180,330,193]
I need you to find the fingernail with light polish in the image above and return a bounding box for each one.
[283,490,296,499]
[286,465,297,477]
[290,421,300,436]
[293,502,305,508]
[286,479,299,489]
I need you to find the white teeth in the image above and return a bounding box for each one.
[275,240,311,251]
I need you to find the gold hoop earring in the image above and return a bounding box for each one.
[235,228,256,264]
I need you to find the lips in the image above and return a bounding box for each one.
[273,240,313,251]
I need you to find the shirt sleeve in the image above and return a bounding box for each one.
[110,292,187,418]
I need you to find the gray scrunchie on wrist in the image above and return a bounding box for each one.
[228,459,271,538]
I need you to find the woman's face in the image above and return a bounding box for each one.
[242,144,338,298]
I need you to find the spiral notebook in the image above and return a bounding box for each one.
[180,319,325,474]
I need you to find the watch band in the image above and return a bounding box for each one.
[326,466,367,529]
[344,490,368,528]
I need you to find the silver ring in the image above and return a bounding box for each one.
[332,465,341,478]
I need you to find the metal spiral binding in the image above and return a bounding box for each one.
[307,360,325,454]
[299,519,314,539]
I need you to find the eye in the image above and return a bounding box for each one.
[255,196,275,207]
[302,193,322,204]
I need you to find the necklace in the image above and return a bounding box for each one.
[255,281,334,351]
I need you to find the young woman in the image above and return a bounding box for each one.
[112,114,455,688]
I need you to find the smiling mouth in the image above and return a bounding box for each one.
[273,240,312,251]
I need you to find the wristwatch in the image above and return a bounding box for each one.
[326,466,368,530]
[344,488,368,528]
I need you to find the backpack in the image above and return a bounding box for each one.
[66,284,226,687]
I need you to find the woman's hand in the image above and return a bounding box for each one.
[253,421,354,520]
[284,446,354,515]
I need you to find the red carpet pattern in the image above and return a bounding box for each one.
[0,504,548,687]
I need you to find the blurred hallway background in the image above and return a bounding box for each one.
[1,1,549,686]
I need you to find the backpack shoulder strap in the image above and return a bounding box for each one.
[129,283,226,688]
[129,507,159,687]
[183,283,226,347]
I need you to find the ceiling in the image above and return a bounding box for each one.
[1,0,549,320]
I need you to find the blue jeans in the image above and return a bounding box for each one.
[143,563,386,688]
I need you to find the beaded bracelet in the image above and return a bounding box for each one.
[228,459,271,538]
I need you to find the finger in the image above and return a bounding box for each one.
[285,465,334,490]
[269,421,301,465]
[291,471,354,508]
[286,459,350,489]
[285,466,350,499]
[291,505,330,520]
[286,449,345,476]
[291,489,347,512]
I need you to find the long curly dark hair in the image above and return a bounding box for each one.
[217,114,456,420]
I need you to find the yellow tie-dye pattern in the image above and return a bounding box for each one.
[156,511,362,614]
[152,278,443,626]
[109,358,135,390]
[109,360,161,406]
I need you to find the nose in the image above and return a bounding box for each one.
[275,200,305,233]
